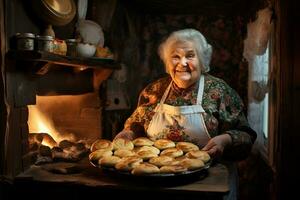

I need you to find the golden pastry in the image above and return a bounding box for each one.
[89,149,113,162]
[175,155,188,161]
[90,139,113,152]
[153,139,175,150]
[133,137,154,147]
[176,142,199,153]
[186,150,211,163]
[149,156,178,167]
[136,150,158,160]
[180,158,205,170]
[114,149,136,158]
[112,138,134,150]
[115,156,143,171]
[134,145,160,155]
[131,163,160,175]
[99,155,121,167]
[160,148,183,158]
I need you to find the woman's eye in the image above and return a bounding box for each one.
[186,54,195,59]
[172,55,180,59]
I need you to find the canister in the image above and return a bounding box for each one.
[36,35,54,52]
[66,39,77,57]
[16,33,35,50]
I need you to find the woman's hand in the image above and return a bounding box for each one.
[202,134,232,158]
[114,130,135,141]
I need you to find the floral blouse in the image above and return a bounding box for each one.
[124,74,257,160]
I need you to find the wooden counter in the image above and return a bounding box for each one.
[13,159,229,200]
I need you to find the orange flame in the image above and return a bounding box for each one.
[28,105,61,148]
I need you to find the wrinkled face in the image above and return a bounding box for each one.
[167,41,201,88]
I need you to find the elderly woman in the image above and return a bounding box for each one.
[115,28,256,199]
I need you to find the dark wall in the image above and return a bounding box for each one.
[276,0,300,199]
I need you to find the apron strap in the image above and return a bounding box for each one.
[160,83,172,104]
[197,75,205,105]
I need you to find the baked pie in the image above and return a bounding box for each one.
[176,142,199,153]
[112,138,134,150]
[131,163,160,175]
[133,137,154,147]
[180,158,205,170]
[154,139,175,150]
[186,150,211,163]
[90,139,113,152]
[99,155,121,167]
[115,156,143,171]
[160,148,183,158]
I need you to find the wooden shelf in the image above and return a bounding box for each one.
[6,50,121,70]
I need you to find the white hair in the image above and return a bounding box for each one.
[158,28,212,73]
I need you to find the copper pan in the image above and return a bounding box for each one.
[31,0,76,26]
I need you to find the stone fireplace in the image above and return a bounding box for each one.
[3,50,118,178]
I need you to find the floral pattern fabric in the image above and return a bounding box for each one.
[153,117,191,142]
[124,74,256,160]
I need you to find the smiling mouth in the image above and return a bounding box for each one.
[176,69,190,73]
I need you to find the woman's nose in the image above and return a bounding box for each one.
[180,57,188,66]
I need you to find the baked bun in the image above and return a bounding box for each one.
[176,142,199,153]
[186,150,211,163]
[134,146,160,155]
[115,156,143,171]
[160,165,187,174]
[112,138,134,150]
[114,149,136,158]
[149,156,178,167]
[133,137,154,147]
[131,163,160,175]
[99,155,121,167]
[136,150,158,160]
[90,139,113,152]
[175,155,188,161]
[180,158,204,170]
[154,139,175,150]
[89,149,113,162]
[160,148,183,158]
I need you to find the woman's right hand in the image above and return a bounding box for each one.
[202,134,232,159]
[114,130,135,140]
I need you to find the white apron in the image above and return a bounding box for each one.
[147,75,210,148]
[147,75,237,200]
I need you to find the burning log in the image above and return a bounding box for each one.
[39,145,52,157]
[52,150,77,162]
[28,132,90,164]
[29,133,57,147]
[51,141,89,162]
[58,140,75,149]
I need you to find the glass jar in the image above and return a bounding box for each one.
[16,33,35,50]
[65,39,77,57]
[36,35,54,52]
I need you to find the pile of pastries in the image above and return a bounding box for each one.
[89,137,210,175]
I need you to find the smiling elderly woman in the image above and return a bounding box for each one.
[115,28,256,199]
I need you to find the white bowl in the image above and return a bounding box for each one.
[76,43,96,57]
[77,20,104,47]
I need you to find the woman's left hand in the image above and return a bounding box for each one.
[202,134,232,158]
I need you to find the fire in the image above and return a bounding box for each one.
[28,105,61,148]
